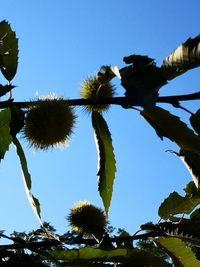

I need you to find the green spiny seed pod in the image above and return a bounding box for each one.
[24,97,76,150]
[80,76,115,112]
[67,201,106,241]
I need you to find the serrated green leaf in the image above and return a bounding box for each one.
[92,112,116,217]
[48,247,169,266]
[156,237,200,267]
[141,106,200,155]
[161,35,200,80]
[50,247,127,261]
[158,191,200,220]
[12,137,31,189]
[12,137,42,224]
[0,108,12,160]
[0,20,18,81]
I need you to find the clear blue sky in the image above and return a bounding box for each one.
[0,0,200,237]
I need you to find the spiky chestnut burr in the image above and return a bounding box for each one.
[24,97,76,150]
[80,76,115,112]
[67,201,106,242]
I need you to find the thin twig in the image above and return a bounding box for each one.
[0,231,163,251]
[157,91,200,104]
[0,91,199,110]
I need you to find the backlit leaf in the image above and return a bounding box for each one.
[158,188,200,220]
[92,112,116,217]
[49,247,169,266]
[141,106,200,155]
[161,35,200,80]
[13,137,42,224]
[156,237,200,267]
[0,108,12,160]
[0,20,18,81]
[50,247,127,261]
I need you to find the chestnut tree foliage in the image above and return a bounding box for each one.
[1,20,200,266]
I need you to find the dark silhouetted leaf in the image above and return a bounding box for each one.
[120,55,167,107]
[192,246,200,261]
[159,221,200,241]
[142,221,200,247]
[190,208,200,221]
[0,108,12,160]
[0,84,15,97]
[92,112,116,217]
[123,55,154,66]
[140,111,170,140]
[190,109,200,135]
[97,65,121,82]
[168,149,200,189]
[156,237,200,267]
[13,137,42,224]
[9,106,25,137]
[141,106,200,155]
[161,35,200,80]
[178,150,200,188]
[0,20,18,81]
[184,181,199,196]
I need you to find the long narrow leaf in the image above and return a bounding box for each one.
[92,112,116,217]
[141,106,200,155]
[161,35,200,80]
[12,137,42,225]
[50,248,127,261]
[0,20,18,81]
[156,237,200,267]
[48,247,169,266]
[178,150,200,188]
[0,108,12,160]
